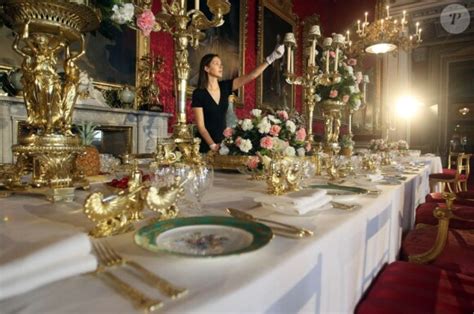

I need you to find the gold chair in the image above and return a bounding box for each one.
[429,153,471,192]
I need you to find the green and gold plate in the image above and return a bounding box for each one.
[135,216,273,257]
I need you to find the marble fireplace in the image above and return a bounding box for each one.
[0,96,171,163]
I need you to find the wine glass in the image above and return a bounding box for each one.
[189,165,214,213]
[460,136,467,152]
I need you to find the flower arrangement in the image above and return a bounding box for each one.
[92,0,159,37]
[396,140,409,151]
[219,109,307,169]
[369,138,388,152]
[316,51,364,111]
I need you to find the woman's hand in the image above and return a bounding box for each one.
[209,143,220,151]
[265,44,285,65]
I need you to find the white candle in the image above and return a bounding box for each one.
[195,0,199,11]
[402,10,406,23]
[364,12,368,24]
[416,22,419,34]
[326,50,330,73]
[386,5,390,18]
[357,20,361,32]
[346,30,350,42]
[334,47,339,72]
[290,48,294,74]
[286,46,291,74]
[381,18,384,32]
[418,28,422,41]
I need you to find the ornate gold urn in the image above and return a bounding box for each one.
[0,0,101,201]
[320,99,345,154]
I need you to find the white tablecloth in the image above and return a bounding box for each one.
[0,158,440,313]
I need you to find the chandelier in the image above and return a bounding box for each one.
[346,0,422,55]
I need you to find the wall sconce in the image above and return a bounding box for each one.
[459,107,470,116]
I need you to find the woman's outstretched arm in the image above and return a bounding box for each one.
[232,44,285,91]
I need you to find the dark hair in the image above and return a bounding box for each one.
[197,53,219,89]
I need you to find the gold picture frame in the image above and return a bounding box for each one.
[185,0,247,102]
[0,2,150,110]
[256,0,296,110]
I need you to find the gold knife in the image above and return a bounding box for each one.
[226,208,313,237]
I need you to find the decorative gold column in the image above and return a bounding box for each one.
[0,0,100,201]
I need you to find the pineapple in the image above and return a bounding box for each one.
[76,122,101,176]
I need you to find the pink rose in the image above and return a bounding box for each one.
[223,127,233,138]
[277,110,289,121]
[342,95,350,103]
[260,136,273,149]
[296,128,306,141]
[348,58,357,66]
[329,51,336,58]
[247,156,260,169]
[329,90,338,98]
[137,10,155,36]
[235,136,242,146]
[269,124,281,136]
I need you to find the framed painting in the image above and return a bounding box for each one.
[186,0,247,100]
[0,20,149,109]
[257,0,296,110]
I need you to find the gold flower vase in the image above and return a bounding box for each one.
[0,0,100,202]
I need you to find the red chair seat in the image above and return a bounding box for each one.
[442,168,457,175]
[429,173,456,180]
[457,191,474,200]
[401,227,474,276]
[415,202,474,229]
[425,193,474,206]
[356,261,474,314]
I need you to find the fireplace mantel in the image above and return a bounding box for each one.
[0,96,171,163]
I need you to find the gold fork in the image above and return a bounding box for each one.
[95,241,188,299]
[92,242,163,312]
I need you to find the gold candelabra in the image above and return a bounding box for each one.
[0,0,100,201]
[152,0,230,164]
[283,26,323,148]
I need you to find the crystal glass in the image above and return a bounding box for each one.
[189,165,214,213]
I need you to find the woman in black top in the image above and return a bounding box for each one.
[192,45,285,153]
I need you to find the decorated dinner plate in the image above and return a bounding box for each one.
[307,184,368,201]
[134,216,273,257]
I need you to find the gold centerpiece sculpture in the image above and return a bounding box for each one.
[0,0,101,201]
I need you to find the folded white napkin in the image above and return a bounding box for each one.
[254,189,327,209]
[0,233,97,300]
[367,173,384,182]
[261,195,332,215]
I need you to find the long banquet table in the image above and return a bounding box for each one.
[0,156,442,313]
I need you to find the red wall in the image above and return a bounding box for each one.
[150,0,376,131]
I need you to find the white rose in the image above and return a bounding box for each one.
[285,146,296,157]
[251,109,262,117]
[111,3,135,24]
[219,145,229,155]
[345,65,354,75]
[285,120,296,133]
[272,138,288,152]
[349,85,356,94]
[267,114,281,124]
[261,155,272,167]
[297,147,306,157]
[238,139,253,153]
[257,118,271,134]
[241,118,253,131]
[315,94,322,102]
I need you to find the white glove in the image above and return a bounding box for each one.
[265,44,285,65]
